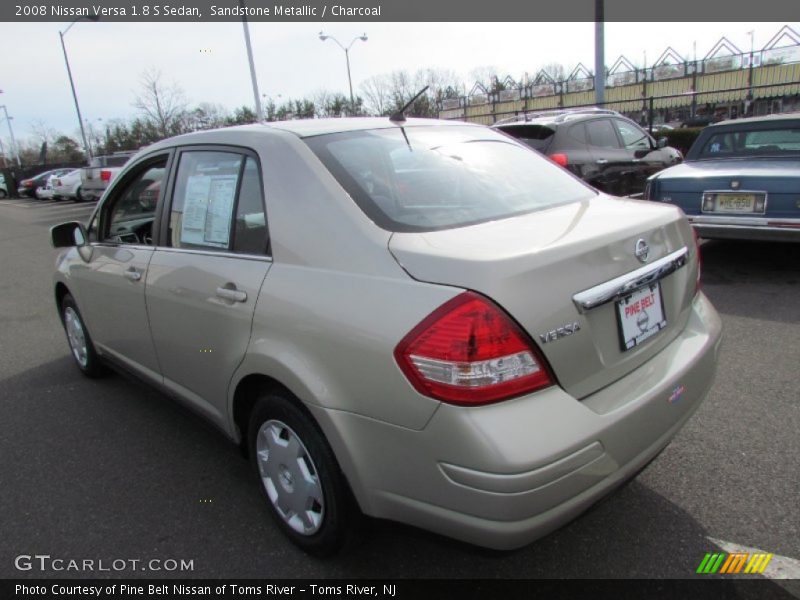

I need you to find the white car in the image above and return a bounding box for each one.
[36,169,72,200]
[52,169,84,202]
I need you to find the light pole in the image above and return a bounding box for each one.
[318,32,368,113]
[0,105,21,167]
[746,30,755,116]
[239,0,263,121]
[59,15,99,162]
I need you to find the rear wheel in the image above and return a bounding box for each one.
[248,393,358,556]
[0,189,7,199]
[60,293,106,378]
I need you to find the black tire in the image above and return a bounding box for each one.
[248,393,358,557]
[60,293,107,378]
[0,189,7,199]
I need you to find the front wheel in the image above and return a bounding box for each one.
[60,293,106,378]
[248,393,358,556]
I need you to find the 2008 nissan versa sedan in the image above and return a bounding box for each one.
[51,117,721,556]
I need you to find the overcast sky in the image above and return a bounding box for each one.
[0,21,795,144]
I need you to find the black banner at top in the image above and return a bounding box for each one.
[1,0,797,22]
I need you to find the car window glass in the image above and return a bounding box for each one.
[568,123,587,144]
[169,151,243,250]
[232,157,269,255]
[496,125,555,151]
[101,159,167,245]
[615,120,650,149]
[586,120,621,148]
[87,212,99,243]
[697,127,800,158]
[305,126,596,232]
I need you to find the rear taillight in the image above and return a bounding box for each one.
[548,153,569,167]
[693,228,702,293]
[394,292,553,405]
[100,170,112,182]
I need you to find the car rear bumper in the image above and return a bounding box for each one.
[688,215,800,242]
[313,292,721,550]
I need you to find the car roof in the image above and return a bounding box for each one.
[265,116,474,137]
[139,117,484,155]
[493,109,622,128]
[710,112,800,127]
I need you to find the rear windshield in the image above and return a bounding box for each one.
[693,125,800,159]
[494,124,555,151]
[305,125,594,232]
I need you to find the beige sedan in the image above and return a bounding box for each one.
[51,118,721,556]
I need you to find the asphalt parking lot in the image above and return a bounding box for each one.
[0,196,797,591]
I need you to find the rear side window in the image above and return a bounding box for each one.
[568,123,588,144]
[305,125,595,232]
[495,124,555,151]
[168,151,269,254]
[586,119,621,148]
[694,126,800,158]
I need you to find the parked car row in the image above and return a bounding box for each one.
[17,168,73,199]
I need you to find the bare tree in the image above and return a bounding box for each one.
[133,69,188,139]
[360,75,392,116]
[468,65,501,92]
[539,62,567,82]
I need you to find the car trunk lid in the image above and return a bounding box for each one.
[389,196,698,399]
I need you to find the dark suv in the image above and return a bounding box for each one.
[492,108,682,197]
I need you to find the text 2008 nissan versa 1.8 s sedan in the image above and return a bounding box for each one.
[51,117,721,556]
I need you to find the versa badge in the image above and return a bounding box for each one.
[539,321,581,344]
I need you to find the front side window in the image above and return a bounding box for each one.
[100,158,167,245]
[615,120,651,150]
[305,125,595,232]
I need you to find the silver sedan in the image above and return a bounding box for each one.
[51,117,721,556]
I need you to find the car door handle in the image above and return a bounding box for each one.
[124,268,142,282]
[216,286,247,303]
[596,159,609,164]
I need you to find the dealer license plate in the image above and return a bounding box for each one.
[616,283,667,351]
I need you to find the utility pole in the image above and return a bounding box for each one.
[239,0,263,121]
[0,105,21,167]
[594,0,605,106]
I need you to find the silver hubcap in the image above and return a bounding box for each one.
[256,420,324,536]
[64,307,88,367]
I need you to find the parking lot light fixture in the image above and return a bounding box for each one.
[59,15,100,162]
[0,105,21,167]
[318,32,368,113]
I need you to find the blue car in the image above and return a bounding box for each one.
[644,113,800,241]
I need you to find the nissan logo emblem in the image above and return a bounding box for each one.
[635,239,650,263]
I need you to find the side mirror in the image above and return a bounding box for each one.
[51,221,88,248]
[657,137,668,149]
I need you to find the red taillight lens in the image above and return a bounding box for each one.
[548,153,569,167]
[394,292,553,405]
[100,170,112,182]
[693,228,702,293]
